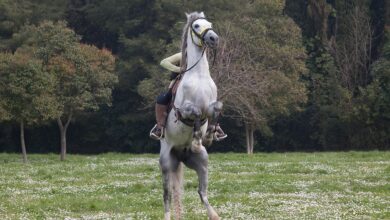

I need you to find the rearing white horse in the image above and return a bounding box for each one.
[159,12,222,220]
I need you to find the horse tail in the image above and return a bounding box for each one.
[171,162,184,219]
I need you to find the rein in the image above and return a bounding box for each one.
[180,47,206,74]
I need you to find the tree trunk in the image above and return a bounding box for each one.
[246,123,254,154]
[59,125,67,161]
[20,120,27,163]
[249,125,254,154]
[57,113,72,161]
[246,124,250,154]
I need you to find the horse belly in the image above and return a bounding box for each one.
[165,111,193,147]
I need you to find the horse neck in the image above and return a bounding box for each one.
[184,29,209,77]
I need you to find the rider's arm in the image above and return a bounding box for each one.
[160,53,182,73]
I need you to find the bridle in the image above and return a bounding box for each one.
[190,18,214,48]
[181,18,217,74]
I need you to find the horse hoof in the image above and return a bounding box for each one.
[210,214,220,220]
[202,133,213,147]
[191,144,202,153]
[203,139,212,147]
[191,139,203,153]
[164,212,170,220]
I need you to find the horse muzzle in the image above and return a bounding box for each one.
[203,30,219,49]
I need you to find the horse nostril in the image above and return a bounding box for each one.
[210,36,215,42]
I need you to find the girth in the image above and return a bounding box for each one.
[172,105,208,127]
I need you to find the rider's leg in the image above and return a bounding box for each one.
[150,76,178,140]
[150,91,172,140]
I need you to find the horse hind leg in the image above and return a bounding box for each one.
[171,162,184,220]
[160,149,181,220]
[185,148,220,220]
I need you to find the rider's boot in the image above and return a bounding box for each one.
[149,104,168,140]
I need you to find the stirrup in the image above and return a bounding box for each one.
[214,133,227,142]
[149,124,164,140]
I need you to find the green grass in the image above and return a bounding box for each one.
[0,152,389,219]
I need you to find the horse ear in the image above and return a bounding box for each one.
[200,11,205,17]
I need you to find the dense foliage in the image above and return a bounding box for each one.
[0,0,389,154]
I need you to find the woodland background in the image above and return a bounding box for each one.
[0,0,389,155]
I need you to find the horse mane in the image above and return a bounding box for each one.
[180,12,205,73]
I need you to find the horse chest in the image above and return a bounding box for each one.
[178,76,217,101]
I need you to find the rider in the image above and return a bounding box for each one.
[149,52,227,141]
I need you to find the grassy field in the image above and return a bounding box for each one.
[0,152,389,220]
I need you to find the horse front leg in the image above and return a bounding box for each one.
[191,117,203,153]
[159,154,171,220]
[198,166,220,220]
[203,101,223,146]
[177,102,203,153]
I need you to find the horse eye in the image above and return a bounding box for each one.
[194,24,200,29]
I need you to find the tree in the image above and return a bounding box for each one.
[212,1,307,153]
[0,0,67,51]
[42,23,117,160]
[0,50,59,162]
[351,30,390,148]
[306,0,334,43]
[331,3,374,91]
[50,44,117,160]
[13,21,118,160]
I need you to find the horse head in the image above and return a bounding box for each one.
[185,12,219,49]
